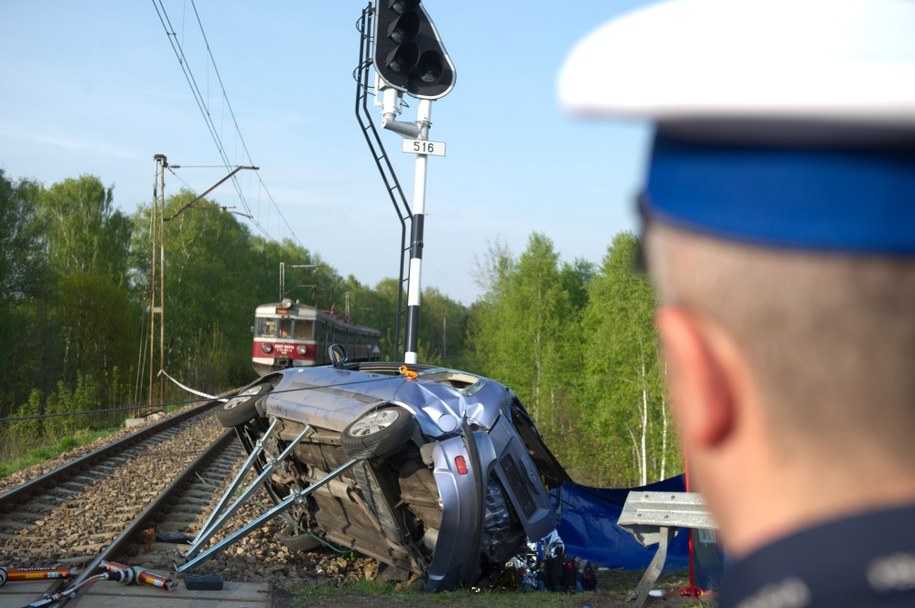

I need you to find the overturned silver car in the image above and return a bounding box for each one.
[180,359,569,591]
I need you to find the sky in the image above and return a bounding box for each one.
[0,1,655,305]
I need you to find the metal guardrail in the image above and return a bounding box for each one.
[617,491,717,607]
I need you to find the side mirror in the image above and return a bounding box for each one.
[328,344,348,368]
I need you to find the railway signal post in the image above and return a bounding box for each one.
[372,0,455,364]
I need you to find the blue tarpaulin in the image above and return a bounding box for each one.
[551,475,726,589]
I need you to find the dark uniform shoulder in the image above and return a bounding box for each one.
[719,504,915,608]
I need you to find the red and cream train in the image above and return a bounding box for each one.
[251,299,381,376]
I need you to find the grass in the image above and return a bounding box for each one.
[291,571,717,608]
[0,427,117,479]
[293,579,599,608]
[0,403,189,480]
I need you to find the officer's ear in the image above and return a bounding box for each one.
[656,306,736,448]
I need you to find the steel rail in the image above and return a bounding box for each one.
[0,398,220,508]
[55,427,238,606]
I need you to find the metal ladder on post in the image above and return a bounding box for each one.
[354,2,412,361]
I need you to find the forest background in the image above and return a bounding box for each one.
[0,168,680,488]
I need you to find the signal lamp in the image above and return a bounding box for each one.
[373,0,455,99]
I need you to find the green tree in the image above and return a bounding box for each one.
[32,176,139,398]
[467,233,584,473]
[45,380,76,441]
[142,192,263,390]
[581,233,679,486]
[247,237,288,302]
[334,275,397,359]
[0,170,50,415]
[36,175,132,280]
[55,273,138,395]
[0,170,46,300]
[465,240,516,376]
[41,372,105,441]
[0,173,138,424]
[416,287,469,366]
[3,390,44,458]
[368,277,408,360]
[560,258,595,313]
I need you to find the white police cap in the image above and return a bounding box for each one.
[557,0,915,254]
[558,0,915,144]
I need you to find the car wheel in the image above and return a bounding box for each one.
[216,383,272,428]
[341,407,417,459]
[278,525,323,552]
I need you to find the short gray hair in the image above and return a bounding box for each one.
[645,222,915,468]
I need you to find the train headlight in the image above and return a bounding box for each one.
[261,343,273,354]
[295,345,307,355]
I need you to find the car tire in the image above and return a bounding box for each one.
[216,383,272,428]
[341,407,416,459]
[278,525,323,552]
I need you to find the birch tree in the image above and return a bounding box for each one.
[581,233,679,486]
[34,176,138,400]
[467,233,586,472]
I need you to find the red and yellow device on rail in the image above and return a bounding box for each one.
[100,560,175,591]
[0,566,76,586]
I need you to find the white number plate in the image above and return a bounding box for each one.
[402,139,446,157]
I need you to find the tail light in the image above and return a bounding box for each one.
[454,455,468,475]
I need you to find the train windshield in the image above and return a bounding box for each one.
[257,316,314,340]
[255,317,277,337]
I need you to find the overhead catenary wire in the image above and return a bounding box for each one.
[0,373,410,425]
[150,0,305,251]
[165,165,194,191]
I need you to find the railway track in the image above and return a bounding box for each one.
[0,399,375,607]
[0,400,226,565]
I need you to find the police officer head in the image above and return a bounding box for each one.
[559,0,915,559]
